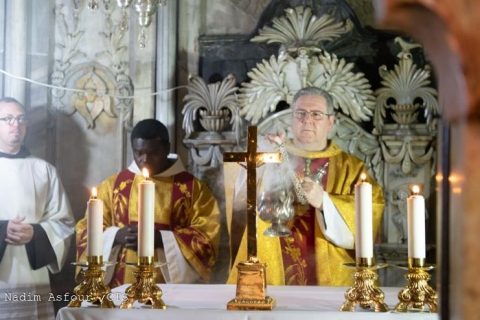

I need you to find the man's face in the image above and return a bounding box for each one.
[0,102,27,153]
[291,95,334,151]
[132,138,170,175]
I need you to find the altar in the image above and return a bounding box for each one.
[56,284,437,320]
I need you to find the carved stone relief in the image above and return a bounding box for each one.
[51,2,133,129]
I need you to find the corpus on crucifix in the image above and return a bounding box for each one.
[224,126,281,310]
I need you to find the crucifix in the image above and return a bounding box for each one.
[224,126,281,257]
[224,126,281,310]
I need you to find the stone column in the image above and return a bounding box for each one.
[4,0,28,103]
[156,0,178,149]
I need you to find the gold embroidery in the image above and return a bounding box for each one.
[112,178,133,226]
[284,237,307,285]
[173,182,193,227]
[177,228,214,267]
[119,181,128,190]
[283,205,313,285]
[176,182,192,198]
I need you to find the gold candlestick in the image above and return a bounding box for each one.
[340,258,389,312]
[394,258,438,312]
[119,256,166,309]
[68,256,114,308]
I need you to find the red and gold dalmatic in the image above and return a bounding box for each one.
[228,142,384,286]
[76,169,220,287]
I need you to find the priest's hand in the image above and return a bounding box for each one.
[5,216,34,245]
[265,132,285,146]
[114,224,138,250]
[302,177,324,209]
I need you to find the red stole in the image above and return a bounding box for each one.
[279,157,329,285]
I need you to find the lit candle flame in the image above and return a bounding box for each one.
[411,185,420,195]
[142,168,150,179]
[360,173,367,182]
[91,187,98,199]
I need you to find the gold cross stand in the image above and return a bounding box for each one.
[224,126,281,310]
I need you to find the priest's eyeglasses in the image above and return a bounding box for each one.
[293,110,332,121]
[0,115,27,126]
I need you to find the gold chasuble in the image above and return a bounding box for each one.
[76,168,220,287]
[228,142,384,286]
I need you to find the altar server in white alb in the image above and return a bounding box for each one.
[0,97,75,320]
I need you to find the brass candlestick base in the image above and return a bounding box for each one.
[394,258,437,312]
[227,256,275,310]
[120,256,166,309]
[68,256,114,308]
[340,258,389,312]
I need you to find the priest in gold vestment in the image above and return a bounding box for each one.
[228,87,384,286]
[76,119,220,287]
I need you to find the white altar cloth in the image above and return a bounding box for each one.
[56,284,438,320]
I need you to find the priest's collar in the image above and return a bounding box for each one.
[128,153,186,177]
[285,140,342,159]
[0,146,30,159]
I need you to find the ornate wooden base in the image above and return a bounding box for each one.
[227,256,275,310]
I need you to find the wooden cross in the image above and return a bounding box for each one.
[224,126,281,258]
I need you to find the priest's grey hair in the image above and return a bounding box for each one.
[291,87,334,114]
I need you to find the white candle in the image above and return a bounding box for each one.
[407,185,426,259]
[87,187,103,257]
[355,173,373,259]
[138,168,155,257]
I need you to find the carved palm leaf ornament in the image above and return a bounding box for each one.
[250,6,352,48]
[238,6,374,126]
[238,56,288,125]
[374,37,439,133]
[373,37,439,175]
[310,50,375,122]
[182,74,241,141]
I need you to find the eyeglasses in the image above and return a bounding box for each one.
[0,115,27,125]
[293,110,332,121]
